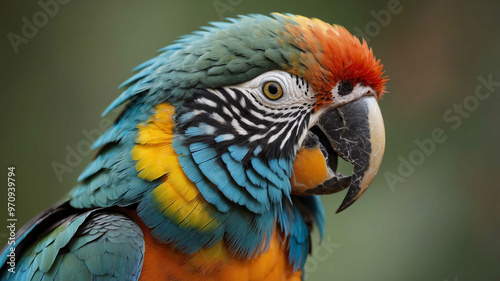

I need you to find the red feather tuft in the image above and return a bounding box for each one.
[278,15,388,106]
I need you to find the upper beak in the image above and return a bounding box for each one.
[305,96,385,213]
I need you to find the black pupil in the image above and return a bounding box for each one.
[338,81,353,96]
[268,83,278,95]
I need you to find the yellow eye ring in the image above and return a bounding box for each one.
[262,81,283,100]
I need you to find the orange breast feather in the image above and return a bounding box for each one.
[131,213,301,281]
[120,210,301,281]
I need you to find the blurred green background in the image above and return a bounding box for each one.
[1,0,499,280]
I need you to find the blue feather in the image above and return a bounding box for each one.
[221,153,270,210]
[299,195,326,240]
[267,183,283,204]
[278,157,294,178]
[246,168,267,188]
[253,145,262,155]
[227,145,249,162]
[288,207,310,271]
[173,137,231,213]
[190,143,217,163]
[214,134,235,142]
[118,68,153,89]
[137,193,223,253]
[156,43,183,52]
[251,157,291,195]
[132,57,159,72]
[194,149,265,213]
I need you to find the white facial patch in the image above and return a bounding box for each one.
[311,82,377,127]
[232,70,317,110]
[331,82,376,107]
[201,70,378,157]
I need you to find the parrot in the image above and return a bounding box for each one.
[0,13,387,281]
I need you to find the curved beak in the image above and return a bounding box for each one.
[305,96,385,213]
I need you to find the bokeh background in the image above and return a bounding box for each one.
[1,0,499,280]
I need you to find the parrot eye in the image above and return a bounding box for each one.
[338,80,353,96]
[262,81,284,100]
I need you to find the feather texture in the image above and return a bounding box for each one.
[1,212,144,281]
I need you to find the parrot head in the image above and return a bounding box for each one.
[107,13,386,211]
[78,12,388,265]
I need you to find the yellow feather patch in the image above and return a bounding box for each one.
[132,103,219,231]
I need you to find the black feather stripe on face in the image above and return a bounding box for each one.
[176,88,313,164]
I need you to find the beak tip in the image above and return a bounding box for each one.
[335,197,356,214]
[335,177,372,213]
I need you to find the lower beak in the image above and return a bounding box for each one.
[303,96,385,213]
